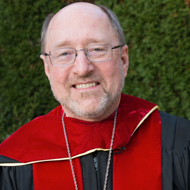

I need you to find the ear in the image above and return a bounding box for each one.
[40,54,50,80]
[120,45,129,78]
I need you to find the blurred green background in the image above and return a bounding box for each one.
[0,0,190,142]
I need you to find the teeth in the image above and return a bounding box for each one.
[75,82,97,89]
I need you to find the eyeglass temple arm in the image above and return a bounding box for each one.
[43,53,50,56]
[112,45,124,49]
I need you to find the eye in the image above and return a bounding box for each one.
[54,49,74,58]
[60,52,69,56]
[59,50,73,57]
[93,48,104,52]
[88,46,107,53]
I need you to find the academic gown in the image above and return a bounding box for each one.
[0,94,190,190]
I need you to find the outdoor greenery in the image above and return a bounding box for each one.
[101,0,190,118]
[0,0,189,142]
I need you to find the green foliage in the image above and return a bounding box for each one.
[97,0,190,119]
[0,0,66,142]
[0,0,190,142]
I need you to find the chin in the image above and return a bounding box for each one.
[66,97,110,119]
[58,91,121,121]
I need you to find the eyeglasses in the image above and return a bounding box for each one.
[43,44,124,66]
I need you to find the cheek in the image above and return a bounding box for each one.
[109,60,122,77]
[49,68,68,86]
[101,61,122,86]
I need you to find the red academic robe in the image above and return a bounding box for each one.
[0,94,162,189]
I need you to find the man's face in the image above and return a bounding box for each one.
[41,3,129,121]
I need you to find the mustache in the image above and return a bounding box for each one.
[69,74,103,84]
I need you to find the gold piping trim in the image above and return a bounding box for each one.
[131,105,160,136]
[0,148,110,167]
[0,105,159,167]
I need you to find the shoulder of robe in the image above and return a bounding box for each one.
[160,111,190,150]
[0,106,63,163]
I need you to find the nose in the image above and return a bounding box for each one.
[72,49,94,76]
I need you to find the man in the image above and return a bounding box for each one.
[0,2,190,190]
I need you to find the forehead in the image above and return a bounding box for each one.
[46,4,118,50]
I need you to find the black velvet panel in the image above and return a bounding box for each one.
[80,151,112,190]
[0,155,20,163]
[161,111,190,190]
[0,155,34,190]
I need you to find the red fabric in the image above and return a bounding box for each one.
[0,94,162,189]
[113,110,162,189]
[0,94,158,164]
[32,109,162,190]
[33,158,83,190]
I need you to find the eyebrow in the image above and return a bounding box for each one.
[53,38,109,49]
[53,40,72,49]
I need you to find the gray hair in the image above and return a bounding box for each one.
[40,5,126,54]
[41,13,55,54]
[99,5,126,45]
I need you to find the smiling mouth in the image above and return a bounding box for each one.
[74,82,99,89]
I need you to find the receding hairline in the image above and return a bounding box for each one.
[49,2,110,28]
[59,2,101,12]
